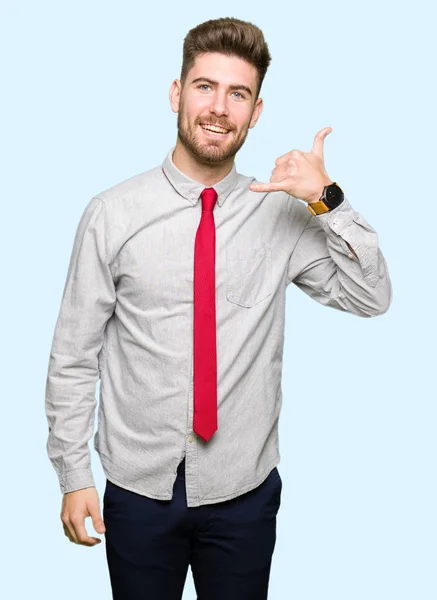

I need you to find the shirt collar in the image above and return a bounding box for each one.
[161,146,239,207]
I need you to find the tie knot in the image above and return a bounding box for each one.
[200,188,218,211]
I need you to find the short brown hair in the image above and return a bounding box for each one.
[180,17,272,102]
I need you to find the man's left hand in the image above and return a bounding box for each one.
[249,127,334,204]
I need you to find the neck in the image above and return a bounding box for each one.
[172,139,234,187]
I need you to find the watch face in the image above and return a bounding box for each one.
[325,183,344,209]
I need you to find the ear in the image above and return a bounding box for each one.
[249,97,263,129]
[169,80,181,114]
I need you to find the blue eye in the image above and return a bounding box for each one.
[197,84,245,99]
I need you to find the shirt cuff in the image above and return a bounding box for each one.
[312,195,357,234]
[59,467,96,495]
[311,195,380,288]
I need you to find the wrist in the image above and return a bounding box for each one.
[307,179,334,204]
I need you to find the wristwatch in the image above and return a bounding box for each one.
[307,182,344,215]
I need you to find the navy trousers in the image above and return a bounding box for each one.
[103,457,282,599]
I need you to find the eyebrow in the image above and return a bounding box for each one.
[190,77,253,98]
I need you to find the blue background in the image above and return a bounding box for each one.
[2,0,435,598]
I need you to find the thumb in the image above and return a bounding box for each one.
[311,127,332,158]
[90,504,106,534]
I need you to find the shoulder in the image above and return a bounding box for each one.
[93,164,163,209]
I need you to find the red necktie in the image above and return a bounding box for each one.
[193,187,218,442]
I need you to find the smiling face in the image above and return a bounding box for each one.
[170,52,263,167]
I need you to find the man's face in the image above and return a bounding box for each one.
[171,52,263,165]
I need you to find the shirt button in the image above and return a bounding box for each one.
[347,252,354,259]
[187,435,194,443]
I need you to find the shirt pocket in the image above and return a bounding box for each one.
[225,243,272,308]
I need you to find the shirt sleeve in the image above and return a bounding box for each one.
[44,196,117,494]
[286,194,392,317]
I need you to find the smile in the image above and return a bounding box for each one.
[199,124,231,137]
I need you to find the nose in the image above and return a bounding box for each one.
[208,90,229,117]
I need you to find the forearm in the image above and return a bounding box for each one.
[288,195,392,317]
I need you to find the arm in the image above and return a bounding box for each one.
[286,195,392,317]
[45,196,116,494]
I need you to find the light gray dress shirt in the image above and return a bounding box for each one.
[45,146,392,507]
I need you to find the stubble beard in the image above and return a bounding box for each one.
[176,102,251,166]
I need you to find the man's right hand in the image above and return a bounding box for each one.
[61,486,106,546]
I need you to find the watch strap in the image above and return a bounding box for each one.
[307,199,331,216]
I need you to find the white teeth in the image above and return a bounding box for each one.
[201,125,229,134]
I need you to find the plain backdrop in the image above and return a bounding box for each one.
[1,1,435,598]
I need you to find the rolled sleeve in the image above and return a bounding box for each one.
[286,195,392,317]
[44,197,116,494]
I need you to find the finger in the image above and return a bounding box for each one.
[276,148,305,166]
[62,522,74,543]
[71,516,101,546]
[249,181,286,193]
[281,160,297,177]
[62,517,78,544]
[87,489,106,536]
[311,127,332,158]
[275,153,293,166]
[90,509,106,535]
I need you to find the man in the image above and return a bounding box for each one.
[45,16,392,600]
